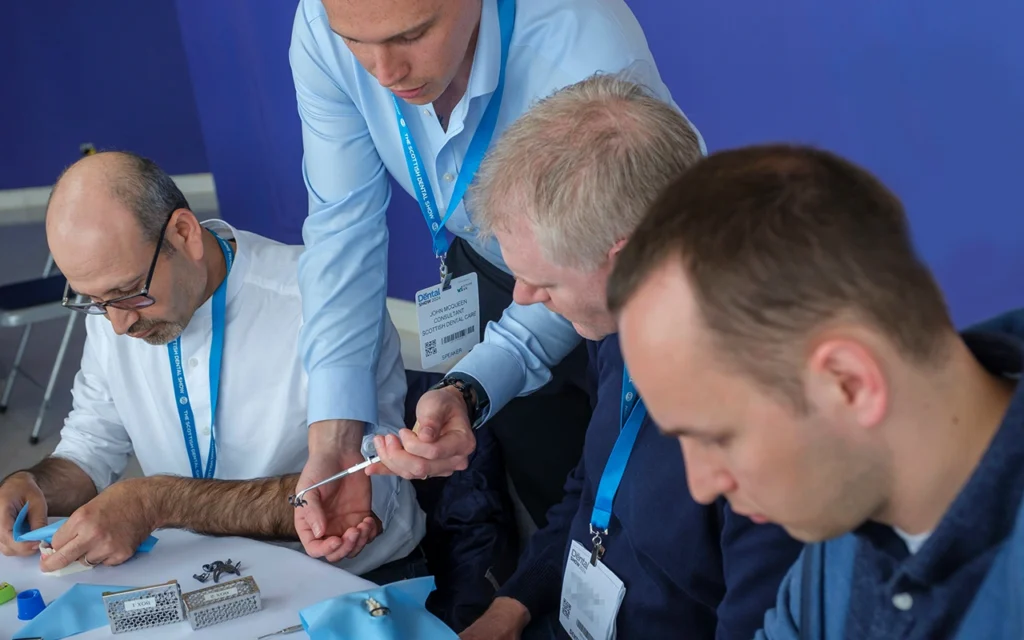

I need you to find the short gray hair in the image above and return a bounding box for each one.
[109,152,191,248]
[468,73,703,269]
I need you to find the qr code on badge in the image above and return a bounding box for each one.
[425,339,437,357]
[561,598,572,618]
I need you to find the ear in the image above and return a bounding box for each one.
[804,338,888,430]
[608,237,628,262]
[167,209,204,260]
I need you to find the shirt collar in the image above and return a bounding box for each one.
[188,218,248,321]
[856,330,1024,585]
[464,0,502,101]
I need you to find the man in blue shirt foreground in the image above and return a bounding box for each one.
[288,0,702,554]
[457,75,801,640]
[608,144,1024,639]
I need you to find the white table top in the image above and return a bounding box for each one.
[0,528,376,639]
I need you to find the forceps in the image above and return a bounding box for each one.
[288,456,380,507]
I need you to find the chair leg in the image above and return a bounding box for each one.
[1,324,34,413]
[30,312,78,445]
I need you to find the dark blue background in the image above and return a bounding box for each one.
[3,0,1022,320]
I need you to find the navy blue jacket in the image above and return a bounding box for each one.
[498,334,803,639]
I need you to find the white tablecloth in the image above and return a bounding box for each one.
[0,528,375,639]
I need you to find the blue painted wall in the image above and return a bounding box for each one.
[175,0,431,291]
[28,0,1011,326]
[0,1,208,189]
[626,0,1024,327]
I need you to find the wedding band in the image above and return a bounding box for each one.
[81,556,96,567]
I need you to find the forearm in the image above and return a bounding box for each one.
[20,457,98,516]
[144,474,300,540]
[308,419,365,458]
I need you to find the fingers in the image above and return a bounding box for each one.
[400,425,475,461]
[364,461,395,477]
[413,420,438,443]
[295,487,349,560]
[0,539,37,557]
[295,487,327,540]
[0,503,39,557]
[323,517,378,563]
[300,533,347,560]
[26,497,48,532]
[41,531,86,572]
[371,431,473,479]
[323,528,359,563]
[0,475,48,556]
[415,388,469,442]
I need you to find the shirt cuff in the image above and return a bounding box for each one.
[448,343,526,424]
[496,558,563,621]
[306,366,380,428]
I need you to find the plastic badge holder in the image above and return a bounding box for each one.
[102,580,185,634]
[182,575,262,630]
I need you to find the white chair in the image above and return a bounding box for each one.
[0,254,79,444]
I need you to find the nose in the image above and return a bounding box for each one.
[373,46,407,88]
[681,439,736,505]
[107,308,138,336]
[513,279,549,307]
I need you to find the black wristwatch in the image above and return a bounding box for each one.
[431,374,490,429]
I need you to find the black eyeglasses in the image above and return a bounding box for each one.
[62,214,173,315]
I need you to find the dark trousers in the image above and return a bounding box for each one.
[360,544,430,585]
[445,238,592,528]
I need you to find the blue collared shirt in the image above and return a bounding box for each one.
[843,331,1024,639]
[289,0,704,425]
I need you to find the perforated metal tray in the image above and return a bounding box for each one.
[182,575,262,630]
[102,580,185,634]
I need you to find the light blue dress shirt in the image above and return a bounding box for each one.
[289,0,703,425]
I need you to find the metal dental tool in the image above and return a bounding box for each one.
[257,624,304,639]
[288,456,381,507]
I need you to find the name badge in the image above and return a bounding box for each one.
[415,273,481,370]
[560,540,626,640]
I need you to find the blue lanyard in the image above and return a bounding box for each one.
[166,232,234,480]
[393,0,515,265]
[590,367,648,534]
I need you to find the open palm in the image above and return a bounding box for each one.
[294,453,381,563]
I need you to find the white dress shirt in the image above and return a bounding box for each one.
[52,219,425,575]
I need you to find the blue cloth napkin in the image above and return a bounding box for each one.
[13,503,158,552]
[299,576,457,639]
[14,583,134,640]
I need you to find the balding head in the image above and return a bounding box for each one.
[47,151,187,254]
[47,151,208,345]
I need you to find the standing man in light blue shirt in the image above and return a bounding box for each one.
[289,0,701,560]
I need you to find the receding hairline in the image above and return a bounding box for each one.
[471,74,701,270]
[49,151,146,211]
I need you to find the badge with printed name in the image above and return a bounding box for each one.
[415,273,481,370]
[560,540,626,640]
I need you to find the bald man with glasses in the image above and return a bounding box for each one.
[0,151,425,579]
